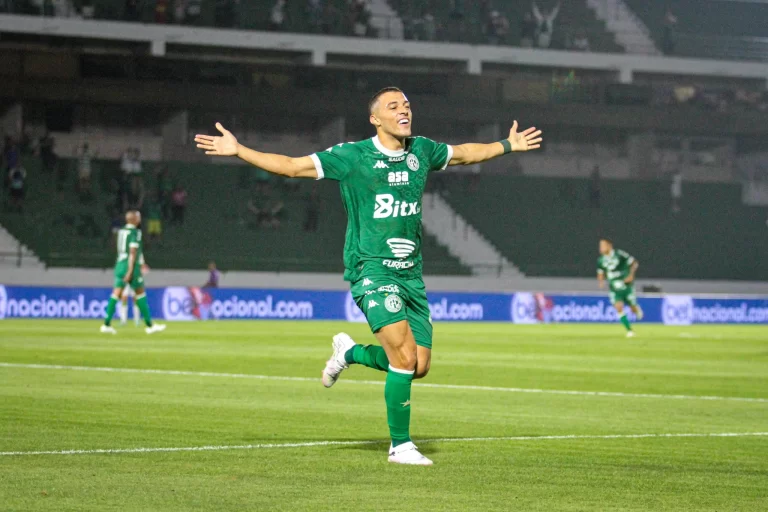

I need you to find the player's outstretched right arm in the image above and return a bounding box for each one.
[194,123,318,179]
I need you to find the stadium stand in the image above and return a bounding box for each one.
[441,173,768,281]
[0,157,470,275]
[624,0,768,61]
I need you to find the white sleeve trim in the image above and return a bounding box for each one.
[129,243,140,248]
[440,145,454,171]
[309,153,324,180]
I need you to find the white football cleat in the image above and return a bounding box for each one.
[145,324,167,334]
[100,325,117,335]
[388,442,433,466]
[626,331,636,338]
[322,332,356,388]
[635,308,644,321]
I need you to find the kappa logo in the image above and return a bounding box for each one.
[387,238,416,259]
[373,194,420,219]
[362,278,373,286]
[385,294,403,313]
[374,161,389,169]
[406,154,420,171]
[368,299,379,309]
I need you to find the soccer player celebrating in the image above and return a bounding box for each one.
[101,210,166,335]
[195,87,542,465]
[596,238,643,337]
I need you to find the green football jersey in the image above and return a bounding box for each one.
[597,249,635,289]
[312,135,452,282]
[114,224,144,275]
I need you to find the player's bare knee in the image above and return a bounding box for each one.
[414,364,430,379]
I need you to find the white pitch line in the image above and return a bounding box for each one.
[1,362,767,404]
[2,432,767,457]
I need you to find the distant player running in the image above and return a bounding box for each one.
[101,210,166,335]
[597,238,643,337]
[195,87,542,465]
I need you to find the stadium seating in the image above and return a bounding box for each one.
[376,0,623,52]
[441,174,768,281]
[0,157,470,275]
[624,0,768,61]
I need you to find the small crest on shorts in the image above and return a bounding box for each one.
[385,294,403,313]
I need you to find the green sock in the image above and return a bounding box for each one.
[104,295,119,326]
[344,344,389,372]
[385,366,414,447]
[619,313,632,331]
[135,293,153,327]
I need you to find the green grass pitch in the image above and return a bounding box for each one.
[1,320,767,511]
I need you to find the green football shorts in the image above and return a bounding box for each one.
[609,281,637,307]
[113,269,144,290]
[350,274,433,349]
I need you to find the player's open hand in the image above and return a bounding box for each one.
[508,121,543,152]
[195,123,239,156]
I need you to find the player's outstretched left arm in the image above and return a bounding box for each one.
[449,121,542,166]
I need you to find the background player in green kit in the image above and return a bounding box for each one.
[194,87,543,465]
[597,238,643,337]
[100,210,166,335]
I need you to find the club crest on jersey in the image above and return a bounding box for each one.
[406,154,420,171]
[385,294,403,313]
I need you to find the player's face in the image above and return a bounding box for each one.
[599,240,612,255]
[371,92,412,139]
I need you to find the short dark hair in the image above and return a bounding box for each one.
[600,237,613,245]
[368,86,404,113]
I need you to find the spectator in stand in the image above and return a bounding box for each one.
[108,209,123,246]
[532,1,560,49]
[448,0,466,42]
[3,136,19,178]
[270,0,286,31]
[488,10,510,45]
[307,0,323,32]
[670,170,682,214]
[264,199,285,228]
[121,147,141,177]
[520,11,537,47]
[569,30,590,51]
[662,8,677,55]
[589,165,601,208]
[126,174,145,210]
[321,2,340,34]
[186,0,202,24]
[155,164,173,220]
[351,0,373,37]
[203,261,220,288]
[421,10,436,41]
[173,0,185,23]
[171,183,188,224]
[125,0,140,21]
[155,0,170,23]
[77,142,95,199]
[146,194,163,244]
[7,164,26,213]
[39,131,57,174]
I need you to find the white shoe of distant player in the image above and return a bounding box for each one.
[322,332,356,388]
[626,331,636,338]
[388,442,433,466]
[635,308,644,321]
[145,324,167,334]
[100,325,117,335]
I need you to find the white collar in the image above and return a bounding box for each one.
[372,135,406,157]
[125,223,136,228]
